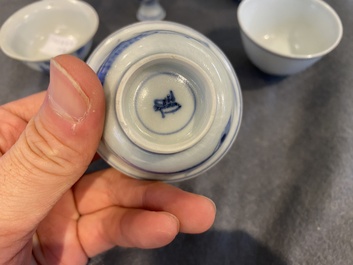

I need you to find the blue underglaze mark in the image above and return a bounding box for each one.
[75,46,86,56]
[39,61,50,72]
[153,90,182,118]
[123,116,233,175]
[72,42,92,60]
[173,117,232,174]
[136,72,196,135]
[217,117,231,148]
[96,30,210,85]
[97,31,157,84]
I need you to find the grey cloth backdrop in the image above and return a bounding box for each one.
[1,0,352,264]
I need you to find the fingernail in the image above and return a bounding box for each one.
[200,195,217,211]
[163,212,180,232]
[48,58,90,122]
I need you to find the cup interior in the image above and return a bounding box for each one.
[0,0,98,61]
[238,0,343,58]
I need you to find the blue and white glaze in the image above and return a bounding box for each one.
[72,40,93,60]
[97,30,209,84]
[25,60,51,72]
[24,40,93,73]
[87,21,242,181]
[97,32,155,84]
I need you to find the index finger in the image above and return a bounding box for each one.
[0,92,46,155]
[74,168,216,234]
[2,91,46,122]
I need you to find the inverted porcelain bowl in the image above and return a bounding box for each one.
[87,21,242,182]
[0,0,98,72]
[238,0,343,75]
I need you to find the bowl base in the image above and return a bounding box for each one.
[117,53,216,154]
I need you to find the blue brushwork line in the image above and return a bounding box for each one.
[75,45,86,56]
[96,30,210,85]
[39,61,50,72]
[97,31,157,84]
[124,117,232,175]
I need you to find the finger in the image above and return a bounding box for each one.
[2,91,46,122]
[74,168,216,234]
[0,92,46,155]
[78,206,180,257]
[0,55,105,237]
[33,191,87,265]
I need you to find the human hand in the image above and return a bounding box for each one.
[0,55,216,265]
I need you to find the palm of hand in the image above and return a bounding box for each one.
[0,92,216,265]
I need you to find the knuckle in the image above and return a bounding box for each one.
[17,118,83,177]
[0,106,26,156]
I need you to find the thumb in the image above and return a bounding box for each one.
[0,55,105,233]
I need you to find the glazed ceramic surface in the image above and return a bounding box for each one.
[237,0,343,75]
[0,0,98,72]
[87,21,242,181]
[137,0,166,21]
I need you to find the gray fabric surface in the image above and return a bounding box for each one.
[1,0,352,264]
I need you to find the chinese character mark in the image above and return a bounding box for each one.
[153,90,182,118]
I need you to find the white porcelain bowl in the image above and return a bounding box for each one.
[87,21,243,182]
[237,0,343,75]
[0,0,99,72]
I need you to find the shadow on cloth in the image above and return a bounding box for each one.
[91,230,287,265]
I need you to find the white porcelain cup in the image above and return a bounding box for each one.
[87,21,243,182]
[237,0,343,75]
[0,0,99,72]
